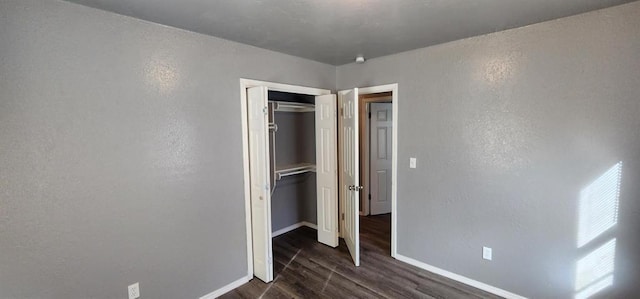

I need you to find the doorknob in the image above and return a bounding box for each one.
[348,185,363,191]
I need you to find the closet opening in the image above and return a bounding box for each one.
[241,80,399,284]
[268,91,317,237]
[240,79,338,284]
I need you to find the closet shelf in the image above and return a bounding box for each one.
[275,163,316,180]
[269,101,315,113]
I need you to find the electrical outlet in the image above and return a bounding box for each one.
[482,247,492,261]
[128,282,140,299]
[409,157,417,168]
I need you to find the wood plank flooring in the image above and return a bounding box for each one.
[221,214,502,299]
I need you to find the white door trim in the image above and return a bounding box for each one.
[361,102,370,216]
[357,84,399,258]
[239,79,331,278]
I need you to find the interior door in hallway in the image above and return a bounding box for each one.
[369,102,392,215]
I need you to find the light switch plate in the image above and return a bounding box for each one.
[409,157,417,168]
[483,247,492,261]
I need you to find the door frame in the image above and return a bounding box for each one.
[239,79,331,278]
[339,83,399,258]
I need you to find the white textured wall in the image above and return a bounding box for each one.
[337,2,640,298]
[0,1,334,298]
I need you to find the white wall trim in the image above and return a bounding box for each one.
[358,83,398,258]
[199,275,251,299]
[395,254,527,299]
[272,221,317,238]
[239,78,331,278]
[207,221,316,299]
[301,221,318,230]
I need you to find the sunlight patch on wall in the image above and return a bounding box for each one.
[575,239,616,299]
[577,162,622,248]
[574,162,622,299]
[575,275,614,299]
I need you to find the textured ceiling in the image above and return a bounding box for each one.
[65,0,635,65]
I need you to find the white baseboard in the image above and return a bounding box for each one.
[272,221,317,237]
[301,221,317,230]
[200,275,251,299]
[202,222,315,299]
[395,254,526,299]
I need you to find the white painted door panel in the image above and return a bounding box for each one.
[247,86,273,283]
[370,103,393,215]
[315,94,339,247]
[339,88,360,266]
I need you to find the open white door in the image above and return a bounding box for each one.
[247,86,273,283]
[315,94,339,247]
[339,88,360,266]
[369,103,393,215]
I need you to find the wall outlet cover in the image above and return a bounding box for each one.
[409,157,417,168]
[128,282,140,299]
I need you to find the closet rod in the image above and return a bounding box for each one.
[269,101,315,112]
[277,169,313,180]
[275,164,316,180]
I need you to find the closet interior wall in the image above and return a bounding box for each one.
[269,91,317,232]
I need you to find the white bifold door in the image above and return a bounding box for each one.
[339,88,360,266]
[315,94,339,247]
[247,87,339,283]
[247,86,273,283]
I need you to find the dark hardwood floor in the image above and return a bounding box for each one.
[221,214,502,299]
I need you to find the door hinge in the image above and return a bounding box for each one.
[341,213,345,221]
[340,107,344,117]
[368,193,371,200]
[368,112,371,119]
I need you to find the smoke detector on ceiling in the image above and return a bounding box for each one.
[355,55,366,64]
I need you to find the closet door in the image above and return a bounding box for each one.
[247,86,273,283]
[315,94,339,247]
[339,88,360,266]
